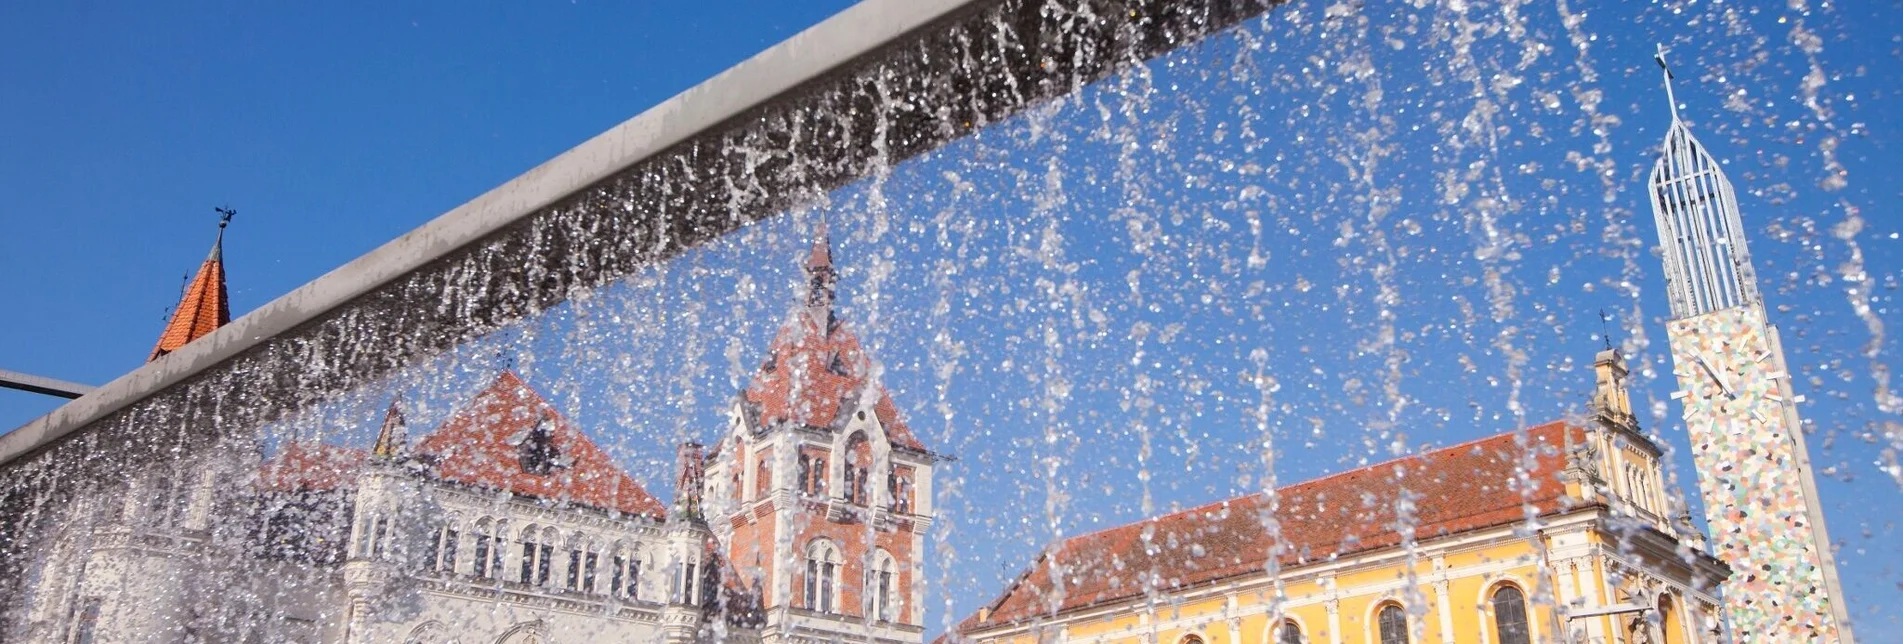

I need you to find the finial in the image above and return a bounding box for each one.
[1598,308,1615,351]
[208,206,236,261]
[1654,44,1680,124]
[806,219,833,271]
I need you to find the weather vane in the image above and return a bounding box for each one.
[215,206,236,228]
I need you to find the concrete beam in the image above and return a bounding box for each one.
[0,369,93,400]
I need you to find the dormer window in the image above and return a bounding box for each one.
[828,353,850,376]
[513,417,568,476]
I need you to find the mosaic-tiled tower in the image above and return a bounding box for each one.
[1648,48,1854,642]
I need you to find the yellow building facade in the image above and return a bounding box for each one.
[953,350,1729,644]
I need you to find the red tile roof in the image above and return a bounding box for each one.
[148,233,230,361]
[259,372,665,518]
[958,421,1590,632]
[744,311,925,451]
[260,442,368,493]
[415,371,666,518]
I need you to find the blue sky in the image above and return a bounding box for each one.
[6,0,1903,637]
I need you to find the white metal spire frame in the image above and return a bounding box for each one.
[1647,46,1760,320]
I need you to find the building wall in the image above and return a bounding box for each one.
[965,513,1722,644]
[710,397,934,636]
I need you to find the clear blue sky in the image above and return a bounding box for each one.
[0,1,852,416]
[5,0,1903,637]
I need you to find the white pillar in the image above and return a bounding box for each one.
[1435,579,1456,644]
[1327,599,1342,644]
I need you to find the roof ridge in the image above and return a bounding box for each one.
[1044,420,1574,551]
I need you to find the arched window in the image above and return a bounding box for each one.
[1491,586,1531,644]
[865,550,899,622]
[472,518,500,579]
[887,466,913,514]
[370,515,391,559]
[1274,620,1304,644]
[756,458,772,497]
[805,540,841,613]
[1657,594,1682,644]
[431,519,459,573]
[1377,604,1407,644]
[844,433,870,505]
[1180,636,1205,644]
[611,543,642,600]
[520,526,555,586]
[675,553,703,605]
[567,535,598,593]
[799,450,830,497]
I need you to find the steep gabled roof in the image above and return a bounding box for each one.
[259,442,368,493]
[148,227,231,361]
[743,311,925,451]
[958,421,1589,632]
[415,371,666,518]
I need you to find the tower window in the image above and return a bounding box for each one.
[675,559,702,605]
[805,540,841,614]
[866,551,899,622]
[799,452,830,497]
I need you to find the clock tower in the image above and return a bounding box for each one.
[1648,48,1854,641]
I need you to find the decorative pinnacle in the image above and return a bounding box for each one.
[1654,44,1681,124]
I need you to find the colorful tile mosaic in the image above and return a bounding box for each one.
[1667,305,1844,641]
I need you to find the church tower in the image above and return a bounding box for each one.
[703,224,937,644]
[1647,48,1854,641]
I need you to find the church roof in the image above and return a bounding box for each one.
[743,311,925,452]
[957,421,1590,632]
[148,227,231,361]
[415,371,667,518]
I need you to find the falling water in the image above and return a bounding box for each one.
[2,1,1900,642]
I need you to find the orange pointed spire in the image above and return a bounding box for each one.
[372,397,409,458]
[803,220,836,324]
[148,210,234,362]
[805,219,833,270]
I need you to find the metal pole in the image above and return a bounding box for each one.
[0,368,94,400]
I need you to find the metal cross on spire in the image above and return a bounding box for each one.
[1654,44,1680,123]
[1598,308,1615,351]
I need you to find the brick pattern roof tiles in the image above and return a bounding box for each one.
[744,311,925,452]
[415,371,666,518]
[260,372,665,519]
[259,442,368,493]
[958,421,1587,632]
[148,238,230,361]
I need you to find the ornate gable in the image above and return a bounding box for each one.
[414,371,666,518]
